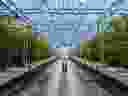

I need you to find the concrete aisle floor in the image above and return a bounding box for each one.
[17,59,112,96]
[60,60,112,96]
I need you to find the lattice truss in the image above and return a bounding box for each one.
[0,0,127,15]
[0,0,128,33]
[0,0,31,23]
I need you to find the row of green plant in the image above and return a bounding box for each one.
[0,16,49,63]
[81,16,128,65]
